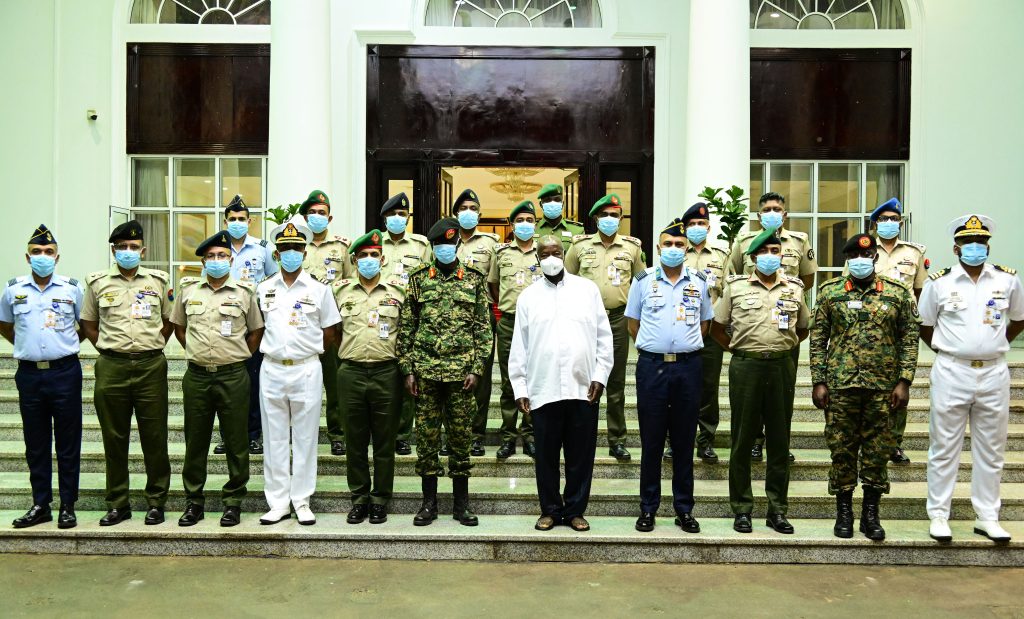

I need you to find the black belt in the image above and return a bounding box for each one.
[98,349,164,360]
[637,349,699,363]
[340,358,398,369]
[18,354,78,371]
[188,361,247,374]
[606,306,626,318]
[732,348,794,360]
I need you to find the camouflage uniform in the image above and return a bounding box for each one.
[810,275,920,494]
[398,261,491,478]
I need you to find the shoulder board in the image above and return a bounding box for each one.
[86,271,107,284]
[67,277,78,287]
[691,268,707,281]
[784,275,805,288]
[738,231,758,241]
[322,235,346,245]
[726,274,747,283]
[384,277,406,289]
[929,268,952,281]
[632,269,650,283]
[408,233,430,245]
[994,264,1018,275]
[817,276,845,292]
[408,263,431,277]
[621,235,642,248]
[464,263,487,277]
[7,277,18,286]
[142,268,170,282]
[903,241,926,252]
[259,239,268,247]
[564,220,582,227]
[572,233,592,243]
[494,242,512,253]
[707,240,730,254]
[236,280,255,292]
[879,275,911,291]
[479,232,499,242]
[333,278,352,288]
[786,230,809,240]
[178,276,201,288]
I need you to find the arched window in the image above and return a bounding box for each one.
[425,0,602,28]
[130,0,271,25]
[750,0,905,30]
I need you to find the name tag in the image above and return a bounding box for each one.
[847,300,863,310]
[778,313,790,330]
[378,322,390,339]
[131,300,152,319]
[43,309,64,330]
[220,320,233,337]
[561,231,572,237]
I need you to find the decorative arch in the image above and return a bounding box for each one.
[130,0,270,25]
[751,0,906,30]
[424,0,602,28]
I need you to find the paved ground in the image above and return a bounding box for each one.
[2,555,1023,618]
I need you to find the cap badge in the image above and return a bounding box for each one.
[445,228,456,240]
[610,196,619,206]
[858,237,871,248]
[283,224,298,237]
[966,216,983,231]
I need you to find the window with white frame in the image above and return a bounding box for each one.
[750,0,905,30]
[749,161,905,291]
[130,155,268,292]
[425,0,602,28]
[130,0,270,25]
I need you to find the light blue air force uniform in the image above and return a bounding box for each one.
[230,234,278,284]
[0,275,83,362]
[625,265,712,354]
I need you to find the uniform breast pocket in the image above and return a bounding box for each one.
[377,305,400,332]
[185,301,208,318]
[737,295,764,314]
[644,296,665,311]
[339,304,361,320]
[781,251,801,271]
[11,303,32,321]
[97,291,125,314]
[218,304,244,334]
[942,299,967,313]
[401,256,421,269]
[613,258,633,276]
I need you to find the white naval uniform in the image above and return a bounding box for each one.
[919,262,1024,521]
[256,271,341,511]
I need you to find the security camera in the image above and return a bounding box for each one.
[87,109,98,121]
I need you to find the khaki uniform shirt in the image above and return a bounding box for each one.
[382,233,431,288]
[81,266,171,353]
[488,240,541,314]
[536,218,584,252]
[684,241,731,303]
[565,234,646,310]
[727,228,817,280]
[304,236,352,284]
[875,239,927,291]
[458,231,499,288]
[713,273,810,354]
[333,277,406,362]
[170,277,263,366]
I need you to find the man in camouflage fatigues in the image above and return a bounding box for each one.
[398,218,491,527]
[811,233,920,541]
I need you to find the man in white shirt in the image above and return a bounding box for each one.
[256,216,341,526]
[509,235,614,532]
[919,214,1024,543]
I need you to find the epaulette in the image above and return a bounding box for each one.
[408,263,431,277]
[7,277,19,286]
[633,270,649,283]
[572,233,592,244]
[903,240,926,253]
[384,278,406,290]
[145,268,170,282]
[817,276,845,292]
[994,264,1018,275]
[707,239,730,254]
[786,229,809,241]
[691,268,707,281]
[464,263,487,278]
[259,239,268,247]
[178,276,201,288]
[622,235,643,248]
[929,268,951,281]
[332,278,352,289]
[85,271,107,284]
[784,275,805,288]
[479,232,499,242]
[726,274,746,283]
[564,219,582,227]
[737,230,758,240]
[879,274,911,291]
[408,233,430,245]
[68,277,78,287]
[236,280,255,292]
[494,242,513,253]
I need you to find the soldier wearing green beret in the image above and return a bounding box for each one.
[710,227,810,535]
[535,183,584,253]
[171,232,264,527]
[334,229,407,525]
[488,200,541,460]
[564,194,646,462]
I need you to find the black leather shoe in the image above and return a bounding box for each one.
[496,440,516,460]
[635,512,655,532]
[249,438,263,455]
[733,513,753,533]
[213,441,226,455]
[662,446,673,461]
[766,512,795,534]
[395,440,412,455]
[220,506,241,527]
[675,512,700,533]
[439,441,451,456]
[609,443,632,462]
[99,507,131,526]
[347,504,368,524]
[750,443,764,462]
[144,507,165,525]
[12,504,51,529]
[698,445,719,464]
[368,504,388,524]
[331,440,346,456]
[890,448,910,465]
[57,503,76,529]
[788,452,796,463]
[523,441,536,459]
[470,440,485,457]
[178,504,204,527]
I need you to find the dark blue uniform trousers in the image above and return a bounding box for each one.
[532,399,599,521]
[15,357,82,506]
[637,352,702,514]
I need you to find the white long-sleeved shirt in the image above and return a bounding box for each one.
[509,271,614,410]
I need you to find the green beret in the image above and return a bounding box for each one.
[589,193,622,218]
[509,200,535,222]
[299,190,330,216]
[349,229,385,255]
[195,231,231,257]
[745,226,782,255]
[28,224,56,246]
[537,184,562,200]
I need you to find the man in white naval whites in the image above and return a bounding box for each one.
[509,235,613,533]
[256,215,341,526]
[919,214,1024,543]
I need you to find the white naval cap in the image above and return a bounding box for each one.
[947,214,994,239]
[270,214,313,245]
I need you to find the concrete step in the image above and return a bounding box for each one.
[2,512,1021,566]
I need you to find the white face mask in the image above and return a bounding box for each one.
[540,256,564,277]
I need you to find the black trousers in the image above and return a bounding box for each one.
[219,350,262,443]
[532,399,598,521]
[15,358,82,506]
[637,353,701,514]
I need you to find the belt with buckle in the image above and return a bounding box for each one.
[188,361,247,374]
[637,349,698,363]
[940,352,1005,369]
[18,354,78,371]
[732,348,794,361]
[265,355,317,367]
[98,348,163,360]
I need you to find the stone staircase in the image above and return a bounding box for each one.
[2,345,1024,565]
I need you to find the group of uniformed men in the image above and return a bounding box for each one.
[3,186,1021,543]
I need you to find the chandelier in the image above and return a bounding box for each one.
[488,168,543,203]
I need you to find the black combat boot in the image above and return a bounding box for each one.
[833,490,854,539]
[413,476,438,526]
[452,477,479,527]
[859,488,886,541]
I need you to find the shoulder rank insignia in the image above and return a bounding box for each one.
[622,235,643,248]
[691,268,707,281]
[879,274,910,290]
[332,235,350,245]
[571,233,592,244]
[633,270,649,283]
[929,267,952,281]
[994,264,1018,275]
[784,275,805,288]
[817,276,844,292]
[494,242,512,253]
[86,271,107,284]
[7,277,17,286]
[904,241,926,252]
[726,274,746,283]
[259,239,268,247]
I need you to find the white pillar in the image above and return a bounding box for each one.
[683,0,750,209]
[267,0,332,208]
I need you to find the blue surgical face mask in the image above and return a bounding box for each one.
[29,255,56,277]
[959,242,988,267]
[755,253,781,276]
[357,257,382,279]
[660,247,685,268]
[876,220,900,240]
[597,216,620,237]
[433,244,457,264]
[226,221,249,240]
[306,214,329,234]
[385,215,407,234]
[114,249,141,270]
[513,222,535,242]
[847,257,875,279]
[457,210,479,230]
[685,225,709,245]
[760,211,784,229]
[542,201,563,220]
[279,249,304,273]
[204,259,231,279]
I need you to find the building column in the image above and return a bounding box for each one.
[683,0,750,210]
[267,0,332,208]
